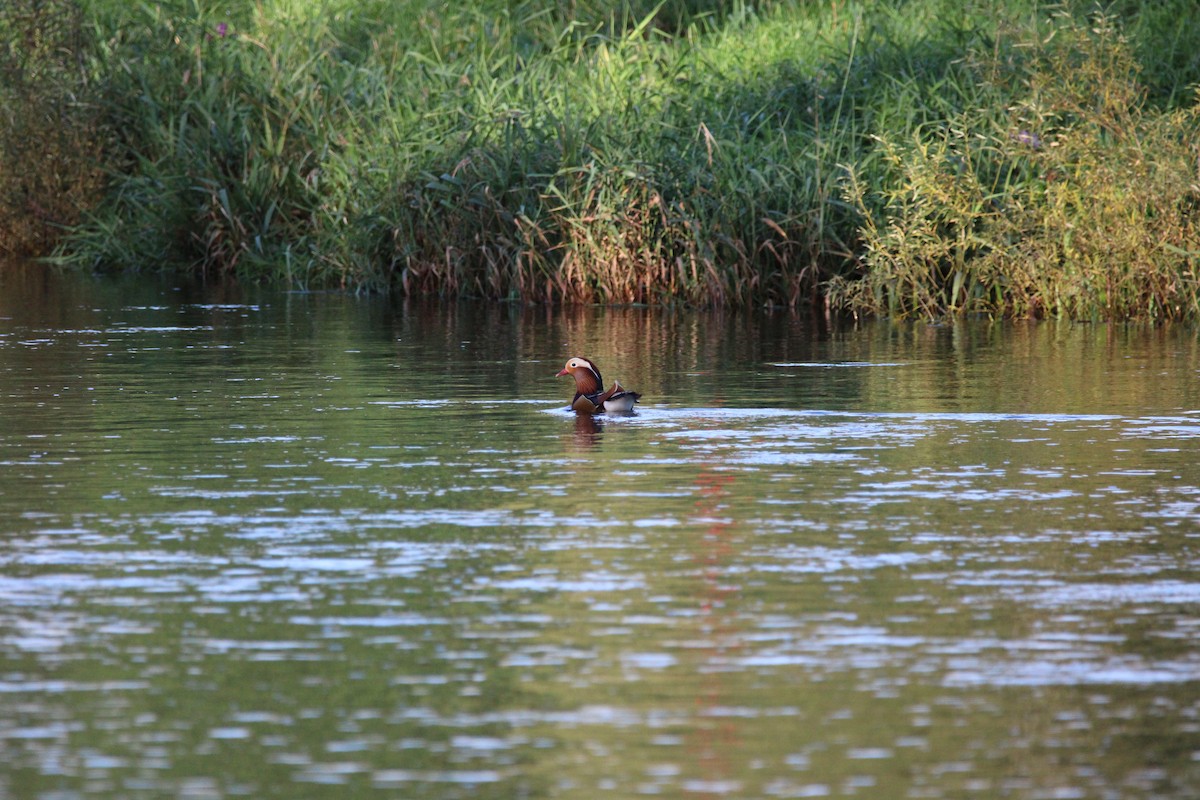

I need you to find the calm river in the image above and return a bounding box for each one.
[2,266,1199,799]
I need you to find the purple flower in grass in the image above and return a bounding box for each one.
[1016,130,1042,149]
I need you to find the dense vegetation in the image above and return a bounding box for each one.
[3,0,1199,319]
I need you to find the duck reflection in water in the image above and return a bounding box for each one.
[572,412,604,448]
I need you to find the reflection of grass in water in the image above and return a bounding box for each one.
[4,287,1200,795]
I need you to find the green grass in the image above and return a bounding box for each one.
[5,0,1200,319]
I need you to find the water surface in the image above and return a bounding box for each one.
[2,267,1199,798]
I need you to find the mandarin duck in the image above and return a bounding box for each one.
[556,356,641,413]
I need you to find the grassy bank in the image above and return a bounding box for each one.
[4,0,1200,319]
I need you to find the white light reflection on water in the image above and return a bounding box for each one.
[1025,581,1200,607]
[944,657,1200,687]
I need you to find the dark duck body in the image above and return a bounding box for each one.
[556,356,641,413]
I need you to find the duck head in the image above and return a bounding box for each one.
[555,356,603,396]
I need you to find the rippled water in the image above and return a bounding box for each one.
[2,267,1199,798]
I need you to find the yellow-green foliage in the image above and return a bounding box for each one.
[830,11,1200,321]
